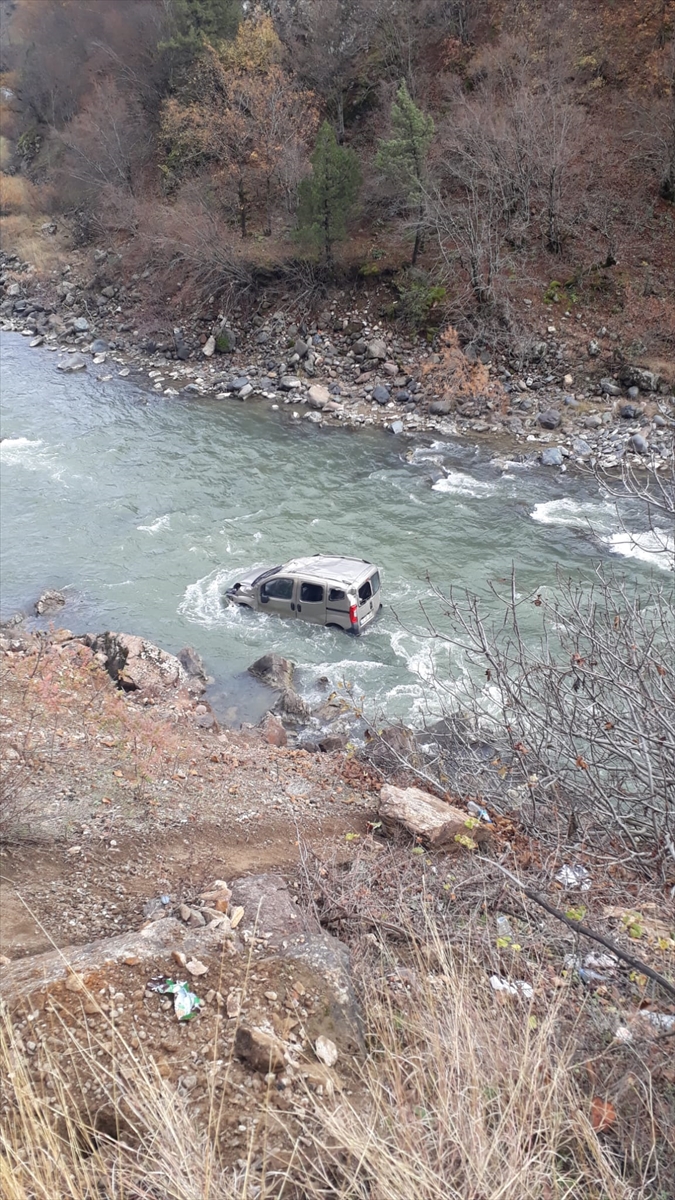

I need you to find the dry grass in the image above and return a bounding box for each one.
[0,173,38,216]
[0,926,644,1200]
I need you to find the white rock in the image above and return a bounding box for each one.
[203,335,215,357]
[315,1035,339,1067]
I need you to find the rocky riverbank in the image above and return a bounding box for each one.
[1,245,673,471]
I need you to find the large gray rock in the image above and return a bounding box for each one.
[429,399,452,416]
[371,385,390,404]
[308,384,330,409]
[367,338,387,360]
[538,409,561,429]
[57,355,87,372]
[620,366,659,393]
[177,645,207,683]
[541,446,563,466]
[35,589,66,616]
[600,378,622,397]
[631,433,649,454]
[84,632,191,695]
[229,874,363,1054]
[72,316,90,333]
[248,653,294,690]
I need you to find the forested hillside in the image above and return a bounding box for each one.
[1,0,674,355]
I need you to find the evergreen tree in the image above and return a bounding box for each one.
[376,81,434,264]
[161,0,242,84]
[297,121,361,265]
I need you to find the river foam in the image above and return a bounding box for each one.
[602,529,674,571]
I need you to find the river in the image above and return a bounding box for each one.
[1,333,669,725]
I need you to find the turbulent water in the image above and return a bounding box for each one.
[1,333,670,724]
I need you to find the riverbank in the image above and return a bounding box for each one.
[1,245,673,472]
[1,623,674,1196]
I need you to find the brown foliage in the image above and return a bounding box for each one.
[161,18,318,238]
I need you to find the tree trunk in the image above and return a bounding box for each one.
[264,174,272,236]
[336,90,345,144]
[238,177,247,239]
[411,204,424,265]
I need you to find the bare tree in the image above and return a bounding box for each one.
[56,79,154,202]
[274,0,376,141]
[628,39,675,203]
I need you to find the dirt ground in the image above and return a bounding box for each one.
[0,629,378,961]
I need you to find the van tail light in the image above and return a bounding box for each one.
[349,603,358,626]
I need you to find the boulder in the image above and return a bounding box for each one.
[202,335,216,357]
[318,734,347,752]
[72,316,90,333]
[89,338,108,354]
[274,688,310,724]
[537,409,561,429]
[308,384,330,409]
[177,645,207,683]
[85,632,188,695]
[572,438,592,457]
[216,327,236,352]
[293,338,309,358]
[248,653,294,690]
[229,875,363,1054]
[541,447,563,466]
[367,338,387,360]
[259,713,287,747]
[173,329,190,360]
[371,385,390,404]
[619,403,641,419]
[279,376,301,390]
[600,378,622,397]
[630,433,649,454]
[235,1027,286,1073]
[429,399,452,416]
[378,783,492,849]
[57,355,87,372]
[620,366,659,393]
[35,589,66,616]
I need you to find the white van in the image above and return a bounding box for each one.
[225,555,382,635]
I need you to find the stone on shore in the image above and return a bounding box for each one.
[378,783,492,849]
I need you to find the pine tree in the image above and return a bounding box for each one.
[161,0,242,84]
[376,81,434,264]
[297,122,361,265]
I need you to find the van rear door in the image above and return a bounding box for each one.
[357,571,381,626]
[296,579,327,624]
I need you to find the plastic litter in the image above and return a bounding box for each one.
[563,954,612,985]
[147,976,202,1021]
[496,914,514,939]
[489,975,534,1000]
[641,1012,675,1033]
[467,800,492,823]
[555,864,591,891]
[614,1026,633,1043]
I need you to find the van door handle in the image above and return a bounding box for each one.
[296,603,302,612]
[291,603,296,611]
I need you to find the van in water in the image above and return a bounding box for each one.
[225,555,382,635]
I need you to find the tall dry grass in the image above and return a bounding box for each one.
[0,922,643,1200]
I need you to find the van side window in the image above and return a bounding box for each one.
[370,571,381,594]
[358,579,373,602]
[300,582,324,603]
[328,588,346,602]
[261,577,293,600]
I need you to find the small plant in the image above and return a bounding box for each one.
[392,267,446,332]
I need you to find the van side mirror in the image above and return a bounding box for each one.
[259,589,269,604]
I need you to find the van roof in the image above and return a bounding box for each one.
[282,555,375,585]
